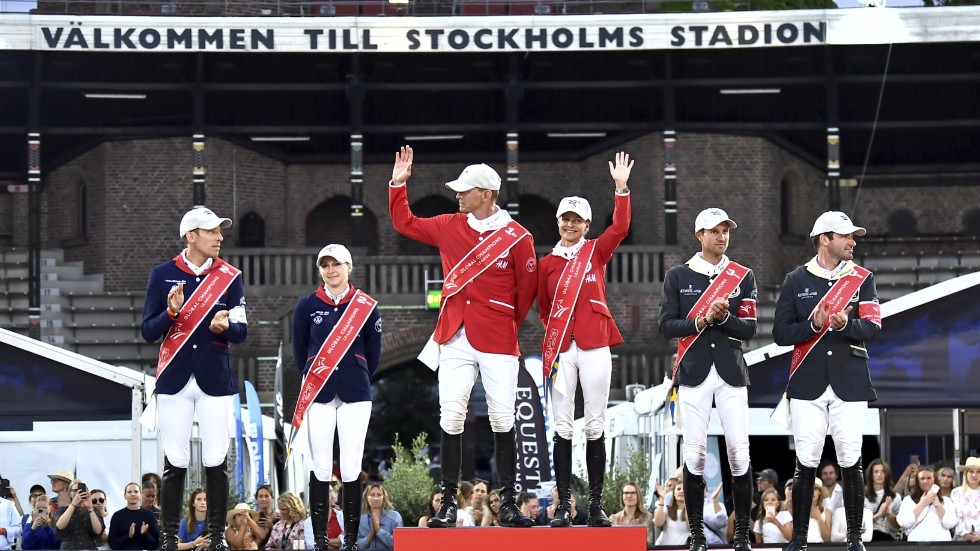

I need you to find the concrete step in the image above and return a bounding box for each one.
[40,265,86,280]
[68,310,144,326]
[41,280,104,294]
[0,249,64,264]
[0,265,28,278]
[72,342,159,362]
[67,293,143,309]
[64,326,143,341]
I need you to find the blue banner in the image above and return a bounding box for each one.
[244,380,265,486]
[233,393,245,497]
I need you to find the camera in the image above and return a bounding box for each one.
[0,478,10,500]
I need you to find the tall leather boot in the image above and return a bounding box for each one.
[786,458,817,551]
[731,472,754,551]
[841,458,867,551]
[550,435,572,527]
[342,475,362,551]
[204,460,229,551]
[585,436,612,527]
[159,457,186,551]
[309,472,331,551]
[494,429,534,527]
[427,430,461,528]
[683,466,707,551]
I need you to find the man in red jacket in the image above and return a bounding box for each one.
[389,146,537,528]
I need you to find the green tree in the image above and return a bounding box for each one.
[599,445,652,515]
[382,432,434,526]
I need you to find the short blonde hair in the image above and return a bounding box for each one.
[277,492,307,521]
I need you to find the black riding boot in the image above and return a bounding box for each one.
[732,472,754,551]
[842,459,867,551]
[550,435,572,527]
[495,429,534,527]
[204,460,229,551]
[159,457,186,551]
[342,475,362,551]
[786,459,817,551]
[427,430,460,528]
[309,472,331,551]
[585,436,612,527]
[683,466,707,551]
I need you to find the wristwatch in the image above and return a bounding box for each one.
[615,187,630,195]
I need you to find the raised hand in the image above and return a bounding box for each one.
[168,281,185,314]
[608,151,634,189]
[392,146,414,185]
[811,298,830,328]
[140,522,149,535]
[210,310,230,334]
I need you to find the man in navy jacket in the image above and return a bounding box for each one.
[142,206,247,551]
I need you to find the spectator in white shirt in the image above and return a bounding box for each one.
[0,494,24,550]
[819,459,844,512]
[897,465,957,541]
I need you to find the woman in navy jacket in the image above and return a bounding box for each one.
[292,244,381,551]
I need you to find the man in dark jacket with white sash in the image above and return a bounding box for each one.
[659,208,758,551]
[388,146,537,528]
[773,211,881,551]
[142,206,248,551]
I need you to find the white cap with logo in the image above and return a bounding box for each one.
[445,164,502,192]
[555,196,592,221]
[179,206,232,238]
[317,244,353,267]
[810,211,866,238]
[694,208,737,232]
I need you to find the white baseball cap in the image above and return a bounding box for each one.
[445,164,501,192]
[317,244,353,267]
[555,196,592,221]
[810,211,866,238]
[179,206,232,238]
[694,208,737,232]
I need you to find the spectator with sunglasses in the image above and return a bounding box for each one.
[55,479,105,550]
[89,489,110,550]
[109,483,159,550]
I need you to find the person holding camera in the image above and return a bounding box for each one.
[21,495,59,550]
[0,483,21,551]
[55,480,105,550]
[108,483,159,550]
[897,465,957,541]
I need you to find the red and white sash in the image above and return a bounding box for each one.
[788,265,873,379]
[291,288,378,431]
[542,240,597,378]
[439,221,530,308]
[157,257,241,380]
[670,261,750,382]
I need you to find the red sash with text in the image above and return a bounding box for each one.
[788,265,873,380]
[542,240,598,379]
[440,221,529,308]
[157,257,241,379]
[291,288,378,431]
[670,261,750,382]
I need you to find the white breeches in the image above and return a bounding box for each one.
[307,397,372,483]
[790,385,866,469]
[438,327,519,434]
[679,366,751,476]
[551,342,611,441]
[157,375,234,468]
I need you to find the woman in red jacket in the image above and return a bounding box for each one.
[537,151,633,528]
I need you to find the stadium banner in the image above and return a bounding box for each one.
[0,8,978,53]
[244,380,265,487]
[514,358,551,492]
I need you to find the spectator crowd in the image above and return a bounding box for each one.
[1,454,978,549]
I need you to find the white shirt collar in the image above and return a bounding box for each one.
[466,206,512,233]
[551,238,586,260]
[325,285,350,304]
[686,252,730,277]
[181,249,213,276]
